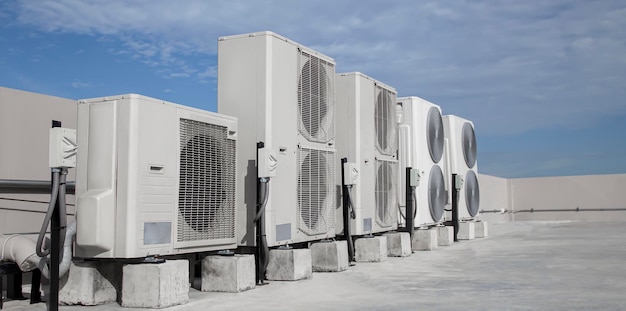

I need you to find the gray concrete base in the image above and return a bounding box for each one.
[458,222,476,240]
[385,232,411,257]
[412,228,439,251]
[437,226,454,246]
[475,221,488,238]
[121,260,189,309]
[201,255,255,292]
[59,261,120,306]
[355,236,387,262]
[266,248,312,281]
[310,240,349,272]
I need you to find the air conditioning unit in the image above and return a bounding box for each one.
[217,31,336,247]
[74,94,238,258]
[397,97,446,227]
[335,72,398,235]
[443,115,480,220]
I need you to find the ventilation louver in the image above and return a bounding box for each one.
[465,170,480,217]
[297,148,336,235]
[298,50,335,143]
[375,160,397,227]
[462,122,477,169]
[178,119,236,243]
[375,86,397,156]
[428,165,446,221]
[427,107,444,163]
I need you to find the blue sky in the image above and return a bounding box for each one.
[1,0,625,178]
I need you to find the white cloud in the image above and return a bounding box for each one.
[9,0,626,136]
[71,81,89,88]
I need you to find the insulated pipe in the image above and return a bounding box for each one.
[405,167,415,240]
[452,174,459,242]
[0,235,41,272]
[0,179,75,194]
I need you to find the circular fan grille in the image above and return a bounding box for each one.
[427,107,444,163]
[462,122,477,168]
[178,119,236,242]
[375,88,397,156]
[298,151,329,230]
[428,165,446,221]
[375,161,396,227]
[298,56,333,143]
[465,170,480,217]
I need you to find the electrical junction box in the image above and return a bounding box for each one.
[49,127,77,168]
[258,148,278,178]
[455,175,464,190]
[342,162,359,186]
[409,168,420,187]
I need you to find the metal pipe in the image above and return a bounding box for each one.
[341,158,355,263]
[405,167,415,240]
[514,208,626,213]
[452,174,459,242]
[0,179,75,194]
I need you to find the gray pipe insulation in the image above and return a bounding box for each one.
[1,219,76,278]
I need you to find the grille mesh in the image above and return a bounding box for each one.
[297,148,336,236]
[465,170,480,217]
[427,107,444,163]
[375,160,397,228]
[177,118,236,243]
[297,50,335,143]
[374,86,398,156]
[428,165,446,222]
[462,122,477,169]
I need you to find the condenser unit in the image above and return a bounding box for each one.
[335,72,398,236]
[443,115,480,220]
[397,96,446,227]
[218,31,336,247]
[74,94,238,258]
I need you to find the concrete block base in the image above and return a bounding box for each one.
[385,232,411,257]
[475,221,488,238]
[437,226,454,246]
[310,241,349,272]
[202,255,255,292]
[458,222,476,240]
[122,260,189,309]
[355,236,387,262]
[412,228,439,251]
[266,249,312,281]
[59,261,120,306]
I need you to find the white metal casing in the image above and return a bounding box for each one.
[443,114,480,220]
[75,94,238,258]
[335,72,398,236]
[218,31,337,247]
[397,96,447,227]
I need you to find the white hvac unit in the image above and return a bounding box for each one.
[74,94,238,258]
[217,31,336,247]
[335,72,398,236]
[397,96,446,227]
[443,115,480,220]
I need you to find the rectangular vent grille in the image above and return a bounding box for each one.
[297,148,336,236]
[375,159,397,228]
[177,118,236,243]
[297,50,335,143]
[374,85,398,156]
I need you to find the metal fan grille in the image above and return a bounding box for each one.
[462,122,477,169]
[427,107,444,163]
[177,119,236,242]
[297,50,335,143]
[297,148,336,235]
[374,86,397,156]
[375,160,397,228]
[428,165,446,222]
[465,170,480,217]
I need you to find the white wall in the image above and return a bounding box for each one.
[0,86,77,234]
[477,174,511,223]
[510,173,626,222]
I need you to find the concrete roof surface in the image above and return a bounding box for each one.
[5,221,626,310]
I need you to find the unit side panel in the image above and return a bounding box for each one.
[217,35,267,246]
